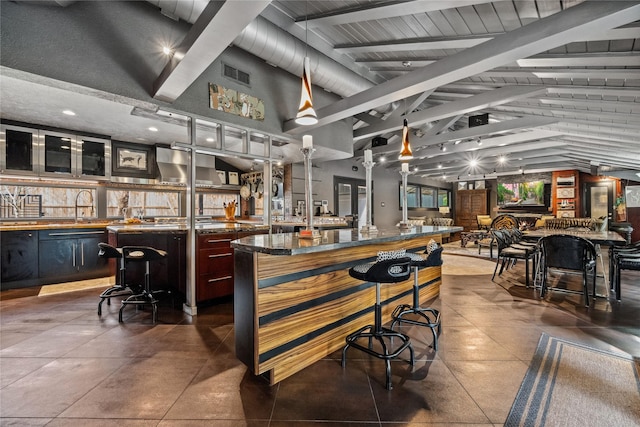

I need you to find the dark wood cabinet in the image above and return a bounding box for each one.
[108,230,186,293]
[455,189,490,231]
[38,228,108,284]
[1,231,39,288]
[196,232,236,302]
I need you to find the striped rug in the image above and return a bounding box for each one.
[506,333,640,427]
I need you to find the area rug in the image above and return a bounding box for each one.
[505,333,640,427]
[441,253,495,276]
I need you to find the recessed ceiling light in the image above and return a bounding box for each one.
[379,156,386,163]
[62,110,76,116]
[162,46,173,55]
[148,127,158,132]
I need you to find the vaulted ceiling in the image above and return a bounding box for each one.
[2,0,640,182]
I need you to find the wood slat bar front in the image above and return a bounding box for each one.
[232,226,460,385]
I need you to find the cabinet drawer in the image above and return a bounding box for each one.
[197,232,236,249]
[197,274,234,301]
[198,249,234,275]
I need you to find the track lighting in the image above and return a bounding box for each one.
[440,143,446,152]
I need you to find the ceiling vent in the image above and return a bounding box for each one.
[223,63,250,86]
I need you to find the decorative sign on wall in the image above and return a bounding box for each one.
[209,83,265,121]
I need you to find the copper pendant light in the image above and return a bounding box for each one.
[398,119,413,160]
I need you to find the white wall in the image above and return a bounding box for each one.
[302,157,452,230]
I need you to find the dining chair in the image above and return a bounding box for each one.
[609,241,640,301]
[491,229,538,287]
[539,234,597,307]
[478,214,519,258]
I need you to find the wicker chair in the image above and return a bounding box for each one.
[477,214,519,258]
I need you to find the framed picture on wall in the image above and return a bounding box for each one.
[475,180,485,189]
[458,181,467,190]
[217,170,226,184]
[111,140,156,178]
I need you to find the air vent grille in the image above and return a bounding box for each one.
[223,63,250,86]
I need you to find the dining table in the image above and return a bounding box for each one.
[522,228,626,297]
[522,229,626,246]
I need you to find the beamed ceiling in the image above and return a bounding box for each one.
[2,0,639,182]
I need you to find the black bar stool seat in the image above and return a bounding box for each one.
[119,246,167,323]
[391,246,443,350]
[342,253,414,390]
[97,243,133,315]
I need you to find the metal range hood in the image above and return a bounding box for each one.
[156,146,223,186]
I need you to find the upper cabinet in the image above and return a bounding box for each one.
[0,124,39,176]
[1,124,111,181]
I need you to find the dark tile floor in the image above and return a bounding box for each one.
[1,255,639,426]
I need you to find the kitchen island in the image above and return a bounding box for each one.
[231,225,462,385]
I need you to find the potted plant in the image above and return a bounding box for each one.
[615,193,626,222]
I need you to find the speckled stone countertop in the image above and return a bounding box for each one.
[232,225,463,255]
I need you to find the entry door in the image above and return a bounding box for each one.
[334,177,369,229]
[585,181,614,221]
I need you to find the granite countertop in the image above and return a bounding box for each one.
[1,220,270,233]
[0,221,112,231]
[232,225,463,255]
[107,222,270,233]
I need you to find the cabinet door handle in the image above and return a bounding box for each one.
[49,231,104,236]
[207,275,232,283]
[72,243,76,267]
[81,241,85,266]
[208,253,232,258]
[206,239,232,243]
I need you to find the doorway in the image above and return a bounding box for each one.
[334,177,370,229]
[584,181,614,221]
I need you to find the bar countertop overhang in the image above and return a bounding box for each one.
[231,225,463,255]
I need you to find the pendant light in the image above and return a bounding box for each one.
[398,119,413,160]
[295,4,318,126]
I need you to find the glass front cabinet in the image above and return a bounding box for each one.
[1,124,111,180]
[0,124,39,176]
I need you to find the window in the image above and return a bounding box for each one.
[1,184,95,220]
[106,189,180,218]
[399,182,450,210]
[197,192,240,217]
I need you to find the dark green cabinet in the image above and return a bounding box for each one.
[1,231,39,288]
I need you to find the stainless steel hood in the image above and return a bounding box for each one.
[156,146,223,186]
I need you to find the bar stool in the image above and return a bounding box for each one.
[342,252,414,390]
[119,246,167,323]
[390,245,443,350]
[97,243,132,315]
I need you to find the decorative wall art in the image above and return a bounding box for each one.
[209,83,265,121]
[111,141,156,179]
[228,171,239,185]
[217,170,226,185]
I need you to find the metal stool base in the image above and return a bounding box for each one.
[342,301,414,390]
[391,305,440,351]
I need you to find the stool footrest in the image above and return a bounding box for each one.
[342,325,414,390]
[391,305,441,351]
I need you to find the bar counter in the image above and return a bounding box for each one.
[231,225,462,385]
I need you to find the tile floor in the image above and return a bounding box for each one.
[1,255,639,426]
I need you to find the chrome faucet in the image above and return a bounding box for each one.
[75,190,94,222]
